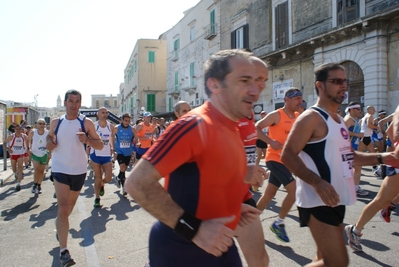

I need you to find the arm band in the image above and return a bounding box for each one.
[174,211,202,241]
[377,154,383,164]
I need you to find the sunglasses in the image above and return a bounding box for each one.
[38,123,46,125]
[326,78,348,85]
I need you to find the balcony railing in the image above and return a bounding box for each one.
[204,23,217,40]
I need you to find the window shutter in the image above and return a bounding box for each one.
[243,24,249,50]
[147,94,156,112]
[231,31,236,49]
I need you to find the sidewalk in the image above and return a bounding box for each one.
[0,158,13,186]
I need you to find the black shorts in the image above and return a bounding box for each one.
[298,205,346,227]
[361,136,372,146]
[53,172,86,192]
[266,161,295,187]
[117,154,131,166]
[243,197,256,208]
[256,139,267,149]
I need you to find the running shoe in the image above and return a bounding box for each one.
[380,205,395,223]
[31,184,37,193]
[36,185,42,194]
[121,186,127,196]
[356,187,369,196]
[99,186,105,196]
[270,222,290,242]
[94,198,101,208]
[60,249,76,267]
[345,225,362,252]
[114,176,121,188]
[16,183,21,191]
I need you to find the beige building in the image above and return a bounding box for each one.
[159,0,220,112]
[121,39,167,122]
[90,94,120,116]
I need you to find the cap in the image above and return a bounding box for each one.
[143,112,152,117]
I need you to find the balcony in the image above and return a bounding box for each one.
[204,23,217,40]
[172,50,179,62]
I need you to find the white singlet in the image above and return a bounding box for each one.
[296,107,356,208]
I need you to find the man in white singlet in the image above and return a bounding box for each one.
[46,89,103,267]
[27,118,48,194]
[281,63,397,267]
[90,107,114,207]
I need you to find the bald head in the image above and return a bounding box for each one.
[174,101,191,118]
[251,57,268,91]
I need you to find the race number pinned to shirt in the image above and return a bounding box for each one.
[341,152,354,179]
[245,145,256,166]
[120,140,131,148]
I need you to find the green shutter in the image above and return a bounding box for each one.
[190,62,195,87]
[210,10,215,34]
[174,72,179,91]
[147,94,156,112]
[169,97,172,112]
[148,51,155,63]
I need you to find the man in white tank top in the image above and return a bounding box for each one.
[27,118,48,194]
[46,90,103,267]
[281,63,397,267]
[90,107,114,207]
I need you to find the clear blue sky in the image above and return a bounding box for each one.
[0,0,199,108]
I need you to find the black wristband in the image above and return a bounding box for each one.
[377,154,383,164]
[174,211,202,241]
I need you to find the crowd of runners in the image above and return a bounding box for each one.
[3,49,399,267]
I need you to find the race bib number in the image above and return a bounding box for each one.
[341,152,354,179]
[120,140,131,148]
[103,140,109,146]
[245,145,256,166]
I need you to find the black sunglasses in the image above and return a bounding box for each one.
[326,78,348,85]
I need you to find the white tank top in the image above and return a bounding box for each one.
[296,107,356,208]
[360,114,373,137]
[90,121,112,157]
[51,115,88,174]
[31,129,48,157]
[10,135,27,155]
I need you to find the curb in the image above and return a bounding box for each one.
[0,170,14,187]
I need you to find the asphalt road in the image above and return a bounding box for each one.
[0,162,398,267]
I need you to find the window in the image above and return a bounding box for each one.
[210,9,216,34]
[275,2,288,49]
[147,94,156,112]
[114,100,117,107]
[173,38,180,59]
[337,0,358,24]
[231,24,249,49]
[104,100,109,108]
[190,62,195,87]
[148,51,155,63]
[174,71,179,91]
[190,26,195,42]
[169,97,172,112]
[96,100,100,108]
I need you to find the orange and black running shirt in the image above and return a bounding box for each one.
[143,101,248,230]
[265,108,299,163]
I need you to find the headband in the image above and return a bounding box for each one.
[378,111,387,116]
[285,90,302,99]
[345,104,360,113]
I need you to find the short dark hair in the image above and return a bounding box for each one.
[64,89,82,101]
[314,63,346,95]
[121,113,131,120]
[203,49,252,97]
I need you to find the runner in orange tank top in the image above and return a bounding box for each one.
[135,112,155,160]
[255,87,302,243]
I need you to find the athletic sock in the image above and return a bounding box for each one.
[275,217,284,226]
[120,172,126,186]
[353,226,361,235]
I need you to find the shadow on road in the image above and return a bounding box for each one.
[265,240,311,266]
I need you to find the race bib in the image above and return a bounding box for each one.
[245,145,256,166]
[103,140,109,146]
[341,152,354,179]
[120,140,131,148]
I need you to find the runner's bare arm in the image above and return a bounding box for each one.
[80,119,103,150]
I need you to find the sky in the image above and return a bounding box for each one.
[0,0,200,108]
